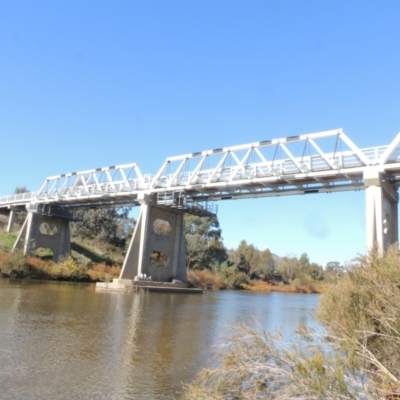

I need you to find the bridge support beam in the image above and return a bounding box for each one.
[12,212,71,261]
[7,210,15,233]
[6,208,17,233]
[364,168,399,252]
[119,193,187,283]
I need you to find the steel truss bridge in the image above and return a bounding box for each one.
[2,129,400,214]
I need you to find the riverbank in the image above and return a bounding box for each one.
[0,251,121,282]
[187,269,323,293]
[244,279,323,293]
[0,251,323,293]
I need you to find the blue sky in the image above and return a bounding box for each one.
[1,0,400,266]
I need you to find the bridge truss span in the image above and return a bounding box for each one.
[150,129,400,201]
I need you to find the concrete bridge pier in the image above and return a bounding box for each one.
[12,211,71,261]
[364,168,399,252]
[118,192,187,283]
[6,207,16,232]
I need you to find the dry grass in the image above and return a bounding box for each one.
[0,251,121,282]
[181,324,374,399]
[187,270,324,293]
[244,279,323,294]
[187,269,225,290]
[87,263,121,282]
[317,245,400,396]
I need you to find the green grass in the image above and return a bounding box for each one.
[71,241,114,265]
[0,231,18,253]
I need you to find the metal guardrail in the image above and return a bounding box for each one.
[0,192,37,206]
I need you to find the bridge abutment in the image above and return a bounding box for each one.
[364,168,399,252]
[13,212,71,261]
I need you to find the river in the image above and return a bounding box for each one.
[0,279,320,399]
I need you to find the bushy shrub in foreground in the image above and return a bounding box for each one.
[183,246,400,399]
[318,245,400,397]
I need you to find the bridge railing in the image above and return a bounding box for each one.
[37,178,150,200]
[362,146,388,164]
[0,191,37,207]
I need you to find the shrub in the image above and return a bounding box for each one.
[87,263,121,282]
[51,257,89,281]
[187,269,225,290]
[317,245,400,396]
[0,250,31,278]
[34,247,54,260]
[182,324,374,399]
[183,246,400,398]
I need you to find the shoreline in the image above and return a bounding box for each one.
[243,280,323,294]
[0,275,323,294]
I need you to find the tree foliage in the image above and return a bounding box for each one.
[277,252,324,283]
[229,240,275,279]
[70,207,135,248]
[184,215,227,269]
[184,215,222,239]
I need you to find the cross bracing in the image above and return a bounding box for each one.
[2,129,400,211]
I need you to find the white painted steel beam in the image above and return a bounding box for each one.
[379,131,400,165]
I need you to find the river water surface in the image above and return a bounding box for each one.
[0,280,319,399]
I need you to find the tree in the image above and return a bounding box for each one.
[230,241,275,279]
[184,214,227,269]
[305,262,324,281]
[297,253,324,281]
[278,256,297,283]
[185,234,209,269]
[324,261,345,282]
[70,207,135,248]
[184,214,222,239]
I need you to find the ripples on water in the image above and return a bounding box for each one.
[0,280,320,399]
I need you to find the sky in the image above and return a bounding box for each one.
[1,0,400,266]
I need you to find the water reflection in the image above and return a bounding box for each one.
[0,280,319,399]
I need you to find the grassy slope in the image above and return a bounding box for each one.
[0,231,17,252]
[0,230,122,264]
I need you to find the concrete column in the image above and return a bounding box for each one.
[6,210,15,232]
[12,212,71,261]
[364,168,399,252]
[119,193,187,283]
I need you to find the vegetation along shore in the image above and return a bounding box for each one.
[0,195,339,293]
